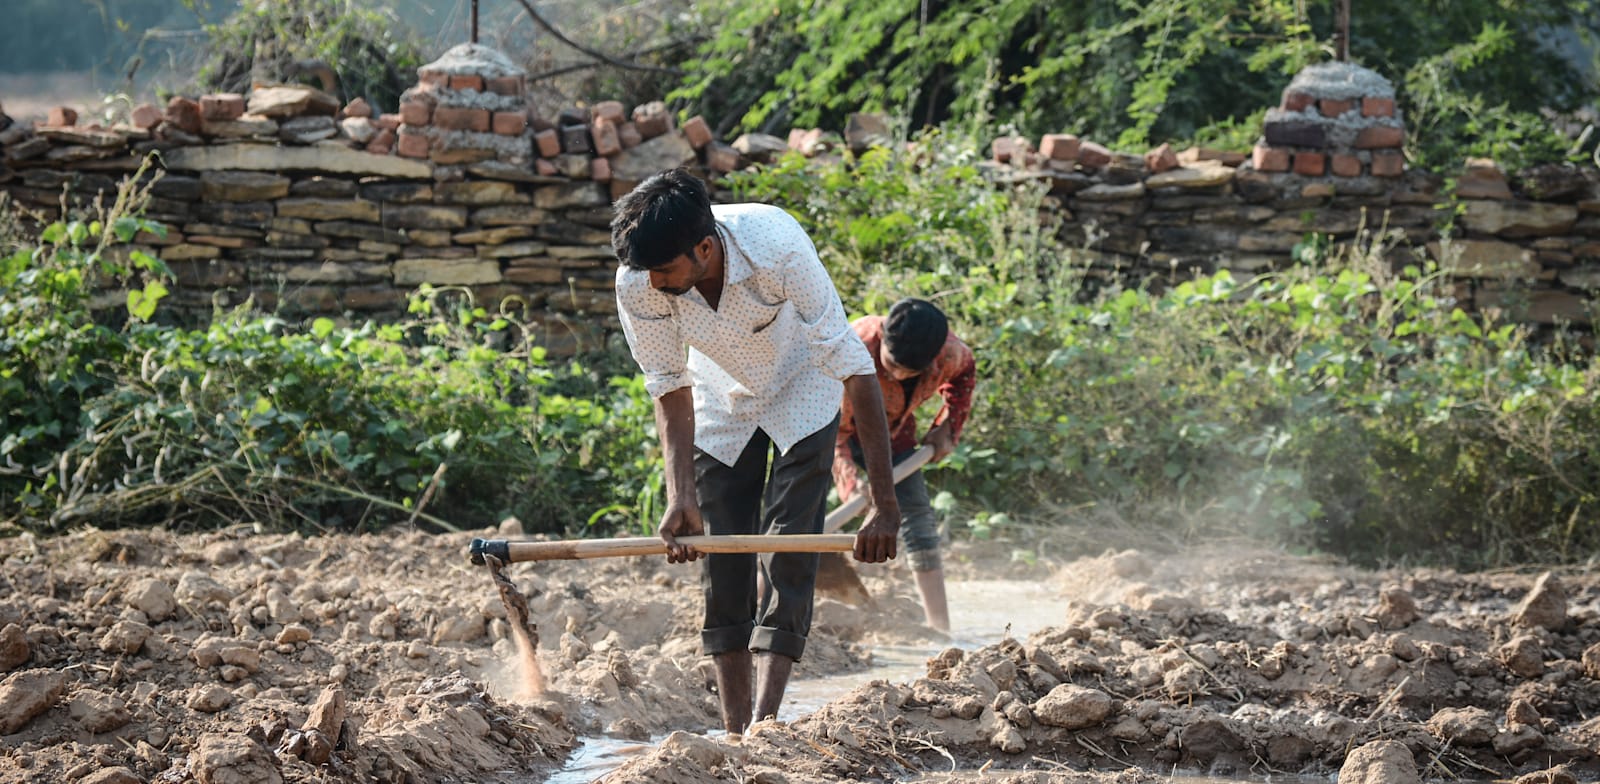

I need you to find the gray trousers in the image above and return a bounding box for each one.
[694,416,838,662]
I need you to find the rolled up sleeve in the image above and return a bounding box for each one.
[776,221,875,380]
[616,269,690,398]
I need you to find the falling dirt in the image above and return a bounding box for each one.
[0,523,1597,784]
[484,553,546,699]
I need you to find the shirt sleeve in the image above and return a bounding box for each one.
[773,213,876,380]
[615,268,690,399]
[932,339,977,441]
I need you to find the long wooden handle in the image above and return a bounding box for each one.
[823,444,936,533]
[471,534,857,564]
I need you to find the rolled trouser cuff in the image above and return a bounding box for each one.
[749,625,808,661]
[906,545,942,572]
[702,621,756,656]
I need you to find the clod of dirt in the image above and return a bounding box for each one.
[1338,739,1420,784]
[1514,572,1567,629]
[0,668,67,733]
[1427,706,1497,747]
[1374,585,1420,629]
[1032,683,1111,729]
[0,622,29,669]
[193,732,284,784]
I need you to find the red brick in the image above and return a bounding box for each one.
[1370,151,1405,177]
[1355,125,1404,149]
[682,115,713,149]
[366,128,397,155]
[397,132,430,159]
[1251,144,1290,173]
[591,118,621,156]
[618,122,643,149]
[991,136,1017,163]
[47,106,78,127]
[164,97,202,134]
[399,101,432,127]
[1281,91,1315,112]
[374,113,401,131]
[1077,141,1113,169]
[632,101,673,138]
[1293,152,1326,176]
[448,74,485,92]
[433,106,490,133]
[1040,133,1080,162]
[535,158,559,176]
[200,93,245,121]
[129,103,163,130]
[1319,98,1353,117]
[419,70,448,87]
[344,97,373,118]
[1144,142,1178,173]
[531,128,559,158]
[492,111,527,136]
[591,100,626,124]
[1330,153,1362,177]
[592,157,612,183]
[486,76,523,96]
[1361,97,1396,118]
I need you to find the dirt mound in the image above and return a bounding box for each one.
[605,545,1600,783]
[0,527,875,783]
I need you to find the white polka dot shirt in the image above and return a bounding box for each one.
[616,203,876,467]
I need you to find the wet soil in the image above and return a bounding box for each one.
[1,526,1596,784]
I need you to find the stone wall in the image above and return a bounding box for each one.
[2,55,1599,347]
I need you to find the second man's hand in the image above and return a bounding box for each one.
[658,502,706,564]
[853,500,900,563]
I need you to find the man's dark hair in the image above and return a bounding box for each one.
[610,168,718,270]
[884,298,948,371]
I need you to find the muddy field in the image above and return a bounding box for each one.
[1,523,1597,784]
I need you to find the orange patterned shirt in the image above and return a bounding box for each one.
[833,315,976,501]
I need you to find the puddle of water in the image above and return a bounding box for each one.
[541,735,659,784]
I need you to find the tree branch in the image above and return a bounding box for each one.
[510,0,685,77]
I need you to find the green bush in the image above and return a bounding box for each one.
[1,169,658,536]
[726,130,1600,568]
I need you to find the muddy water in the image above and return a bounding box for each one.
[545,579,1067,783]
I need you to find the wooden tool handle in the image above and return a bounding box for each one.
[471,534,857,564]
[823,444,936,533]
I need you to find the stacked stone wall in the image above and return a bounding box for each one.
[3,56,1599,347]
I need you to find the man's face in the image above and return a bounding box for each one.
[647,236,714,296]
[878,342,923,381]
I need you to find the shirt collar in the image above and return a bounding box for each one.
[716,221,754,287]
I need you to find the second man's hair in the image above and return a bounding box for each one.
[610,168,718,270]
[884,298,949,371]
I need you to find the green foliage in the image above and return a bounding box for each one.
[1,175,658,536]
[187,0,425,110]
[673,0,1599,168]
[726,132,1600,568]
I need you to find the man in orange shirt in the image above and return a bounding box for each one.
[834,298,976,631]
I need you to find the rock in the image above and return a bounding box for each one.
[609,132,696,182]
[1428,239,1540,280]
[1493,723,1544,756]
[188,684,234,713]
[279,116,339,144]
[0,623,29,670]
[302,685,346,743]
[81,768,143,784]
[1500,635,1545,678]
[192,732,284,784]
[1180,717,1244,762]
[1426,706,1496,746]
[275,624,312,645]
[1338,739,1420,784]
[533,182,610,210]
[247,86,339,119]
[176,572,232,606]
[1374,586,1420,629]
[1508,697,1542,726]
[164,144,431,179]
[659,730,727,769]
[1582,642,1600,679]
[1456,158,1513,200]
[1460,200,1578,237]
[126,578,177,622]
[1267,734,1316,767]
[1146,161,1234,189]
[1145,143,1178,174]
[731,132,789,162]
[193,639,262,672]
[1513,765,1579,784]
[199,171,291,202]
[69,689,133,733]
[990,721,1027,753]
[845,112,891,152]
[0,669,68,733]
[1514,572,1567,630]
[1514,163,1592,202]
[1031,683,1112,729]
[1077,182,1145,201]
[99,620,152,655]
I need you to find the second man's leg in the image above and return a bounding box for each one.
[897,466,950,631]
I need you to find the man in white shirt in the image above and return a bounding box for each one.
[612,168,901,736]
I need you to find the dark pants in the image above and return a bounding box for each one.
[695,416,838,662]
[850,442,944,572]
